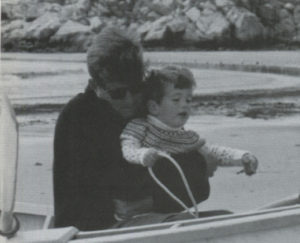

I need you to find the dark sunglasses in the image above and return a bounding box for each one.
[106,85,142,100]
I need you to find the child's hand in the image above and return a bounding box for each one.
[241,153,258,175]
[142,148,161,167]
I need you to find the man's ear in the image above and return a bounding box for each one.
[147,100,159,115]
[89,79,109,100]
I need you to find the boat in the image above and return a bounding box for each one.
[1,94,300,243]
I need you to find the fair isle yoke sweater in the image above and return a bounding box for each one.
[122,117,201,154]
[121,116,249,167]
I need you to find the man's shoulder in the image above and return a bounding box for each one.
[63,93,87,112]
[54,93,85,126]
[60,91,104,116]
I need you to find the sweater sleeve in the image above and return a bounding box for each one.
[199,143,249,166]
[120,119,150,166]
[121,135,151,165]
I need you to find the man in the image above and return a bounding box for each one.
[53,27,145,230]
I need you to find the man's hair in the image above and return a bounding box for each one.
[144,66,196,104]
[87,26,144,87]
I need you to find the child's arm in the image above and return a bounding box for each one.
[199,144,248,166]
[199,144,258,175]
[121,119,161,167]
[121,135,161,167]
[121,135,150,165]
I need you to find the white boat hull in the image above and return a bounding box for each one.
[6,204,300,243]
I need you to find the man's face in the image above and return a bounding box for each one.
[96,82,142,119]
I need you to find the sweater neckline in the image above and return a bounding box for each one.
[147,115,183,132]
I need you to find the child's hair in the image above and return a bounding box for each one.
[144,66,196,104]
[87,26,144,88]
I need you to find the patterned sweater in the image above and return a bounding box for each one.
[121,115,249,167]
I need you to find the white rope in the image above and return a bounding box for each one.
[147,152,199,218]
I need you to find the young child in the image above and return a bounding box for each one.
[117,65,258,219]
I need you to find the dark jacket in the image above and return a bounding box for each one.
[152,151,210,213]
[53,87,148,230]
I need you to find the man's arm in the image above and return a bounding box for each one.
[53,102,117,230]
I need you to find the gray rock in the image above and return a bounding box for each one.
[194,11,230,40]
[141,15,187,44]
[60,1,90,24]
[143,16,172,42]
[51,20,91,40]
[1,1,24,20]
[60,5,76,22]
[205,12,231,40]
[294,5,300,29]
[25,12,61,39]
[9,28,27,40]
[50,20,93,51]
[92,2,110,16]
[146,11,161,21]
[294,5,300,20]
[183,23,208,42]
[200,1,217,12]
[76,0,91,11]
[44,3,62,13]
[23,1,55,22]
[89,16,103,32]
[284,3,294,11]
[276,18,296,39]
[150,0,176,15]
[137,21,153,37]
[167,17,187,33]
[275,8,296,39]
[2,20,28,43]
[258,3,277,26]
[226,7,264,41]
[139,6,152,18]
[279,9,291,20]
[185,7,201,23]
[1,20,25,35]
[39,0,65,3]
[215,0,235,12]
[293,32,300,43]
[153,0,175,9]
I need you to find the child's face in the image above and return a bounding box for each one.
[150,84,193,128]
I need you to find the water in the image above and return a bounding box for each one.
[1,53,88,125]
[1,52,300,126]
[1,55,88,105]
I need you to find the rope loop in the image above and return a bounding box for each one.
[148,152,199,218]
[0,213,20,238]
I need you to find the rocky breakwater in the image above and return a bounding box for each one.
[2,0,300,52]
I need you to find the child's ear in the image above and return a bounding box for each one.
[147,100,159,115]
